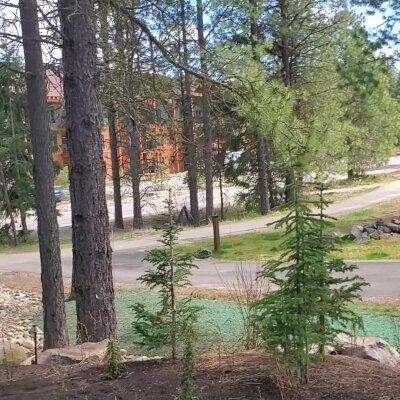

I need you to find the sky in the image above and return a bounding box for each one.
[358,5,399,65]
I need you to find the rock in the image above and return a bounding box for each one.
[351,225,364,241]
[0,339,28,365]
[37,339,110,365]
[332,231,346,239]
[194,248,212,259]
[125,355,163,362]
[334,333,400,368]
[365,227,376,234]
[391,218,400,225]
[21,339,35,351]
[386,223,400,233]
[120,348,128,357]
[20,356,34,366]
[370,231,381,240]
[309,344,336,355]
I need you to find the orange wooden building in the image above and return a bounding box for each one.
[46,69,185,178]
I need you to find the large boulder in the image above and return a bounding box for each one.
[334,333,400,368]
[0,339,28,365]
[37,339,110,365]
[386,223,400,233]
[350,225,364,239]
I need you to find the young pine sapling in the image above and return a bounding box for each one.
[254,178,367,383]
[132,192,201,359]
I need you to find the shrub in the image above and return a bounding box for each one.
[106,340,127,380]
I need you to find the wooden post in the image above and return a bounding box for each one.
[212,215,220,251]
[30,325,38,365]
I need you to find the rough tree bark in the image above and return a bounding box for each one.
[108,106,124,229]
[180,0,199,225]
[278,0,296,204]
[250,0,270,215]
[98,3,124,230]
[58,0,117,342]
[256,136,270,215]
[196,0,213,221]
[19,0,67,349]
[128,116,143,230]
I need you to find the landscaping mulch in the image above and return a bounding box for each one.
[1,352,399,400]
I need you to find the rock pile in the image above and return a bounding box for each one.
[0,284,42,354]
[351,218,400,243]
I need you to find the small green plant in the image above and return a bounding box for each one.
[366,251,389,260]
[177,334,195,400]
[106,340,127,380]
[132,192,201,359]
[254,179,367,383]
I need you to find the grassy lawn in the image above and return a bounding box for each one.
[0,235,72,254]
[326,174,398,189]
[33,290,400,353]
[221,187,376,224]
[177,198,400,261]
[0,228,154,254]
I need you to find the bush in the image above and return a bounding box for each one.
[106,340,127,380]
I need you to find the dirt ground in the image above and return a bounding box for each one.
[0,271,47,293]
[1,352,399,400]
[0,271,142,295]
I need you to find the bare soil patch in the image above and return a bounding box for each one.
[0,352,399,399]
[0,272,46,293]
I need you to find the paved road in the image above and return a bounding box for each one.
[2,168,400,298]
[1,249,399,298]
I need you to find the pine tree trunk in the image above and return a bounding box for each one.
[348,168,354,180]
[59,0,117,342]
[256,135,270,215]
[0,164,17,246]
[108,106,124,230]
[196,0,213,222]
[128,116,143,230]
[266,144,276,209]
[20,0,67,349]
[250,0,270,215]
[285,172,296,204]
[180,0,199,225]
[219,169,224,220]
[278,0,296,204]
[20,210,29,240]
